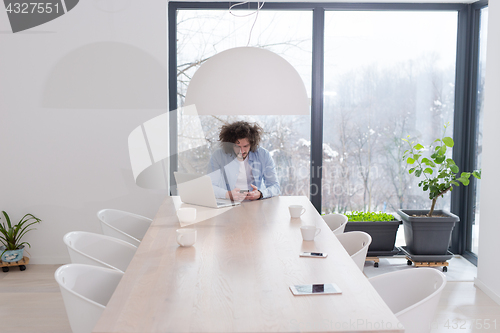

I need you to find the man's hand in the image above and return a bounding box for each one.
[226,188,247,202]
[246,184,262,201]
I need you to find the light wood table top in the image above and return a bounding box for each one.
[93,196,403,333]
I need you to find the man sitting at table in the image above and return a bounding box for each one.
[208,121,281,201]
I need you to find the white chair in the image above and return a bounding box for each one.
[63,231,137,273]
[322,213,348,235]
[55,263,123,333]
[97,209,152,247]
[369,268,447,333]
[336,231,372,271]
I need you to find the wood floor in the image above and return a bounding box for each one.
[0,264,71,333]
[1,264,499,333]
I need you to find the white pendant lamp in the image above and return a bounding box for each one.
[184,47,309,116]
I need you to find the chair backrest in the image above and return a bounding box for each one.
[55,264,123,333]
[63,231,137,273]
[336,231,372,271]
[369,268,446,333]
[97,209,152,247]
[322,213,348,235]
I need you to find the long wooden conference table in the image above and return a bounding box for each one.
[93,196,404,333]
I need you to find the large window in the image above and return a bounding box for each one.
[176,9,312,196]
[169,2,486,258]
[322,11,457,213]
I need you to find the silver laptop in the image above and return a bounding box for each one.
[173,172,240,208]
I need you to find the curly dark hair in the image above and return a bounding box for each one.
[219,121,263,154]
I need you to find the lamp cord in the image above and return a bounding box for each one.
[229,1,265,46]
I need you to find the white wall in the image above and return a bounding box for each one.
[475,0,500,305]
[0,0,168,263]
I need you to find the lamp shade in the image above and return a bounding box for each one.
[184,47,309,115]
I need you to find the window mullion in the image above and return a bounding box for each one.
[310,7,325,213]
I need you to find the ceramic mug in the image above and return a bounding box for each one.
[176,228,197,247]
[177,207,197,223]
[300,225,321,241]
[289,205,306,218]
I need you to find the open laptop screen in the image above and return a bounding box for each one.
[173,172,239,208]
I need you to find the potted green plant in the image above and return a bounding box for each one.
[0,211,42,266]
[400,123,480,255]
[343,211,402,256]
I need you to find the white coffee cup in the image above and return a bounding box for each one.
[300,225,321,241]
[177,207,196,223]
[176,228,197,247]
[289,205,306,218]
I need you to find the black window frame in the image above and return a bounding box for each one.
[454,0,488,265]
[168,1,488,262]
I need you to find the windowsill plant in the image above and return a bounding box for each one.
[343,211,402,256]
[399,123,481,255]
[344,211,396,222]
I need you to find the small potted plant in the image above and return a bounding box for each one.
[343,211,402,256]
[0,211,42,268]
[400,123,480,255]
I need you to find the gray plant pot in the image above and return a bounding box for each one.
[398,209,459,255]
[344,219,402,255]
